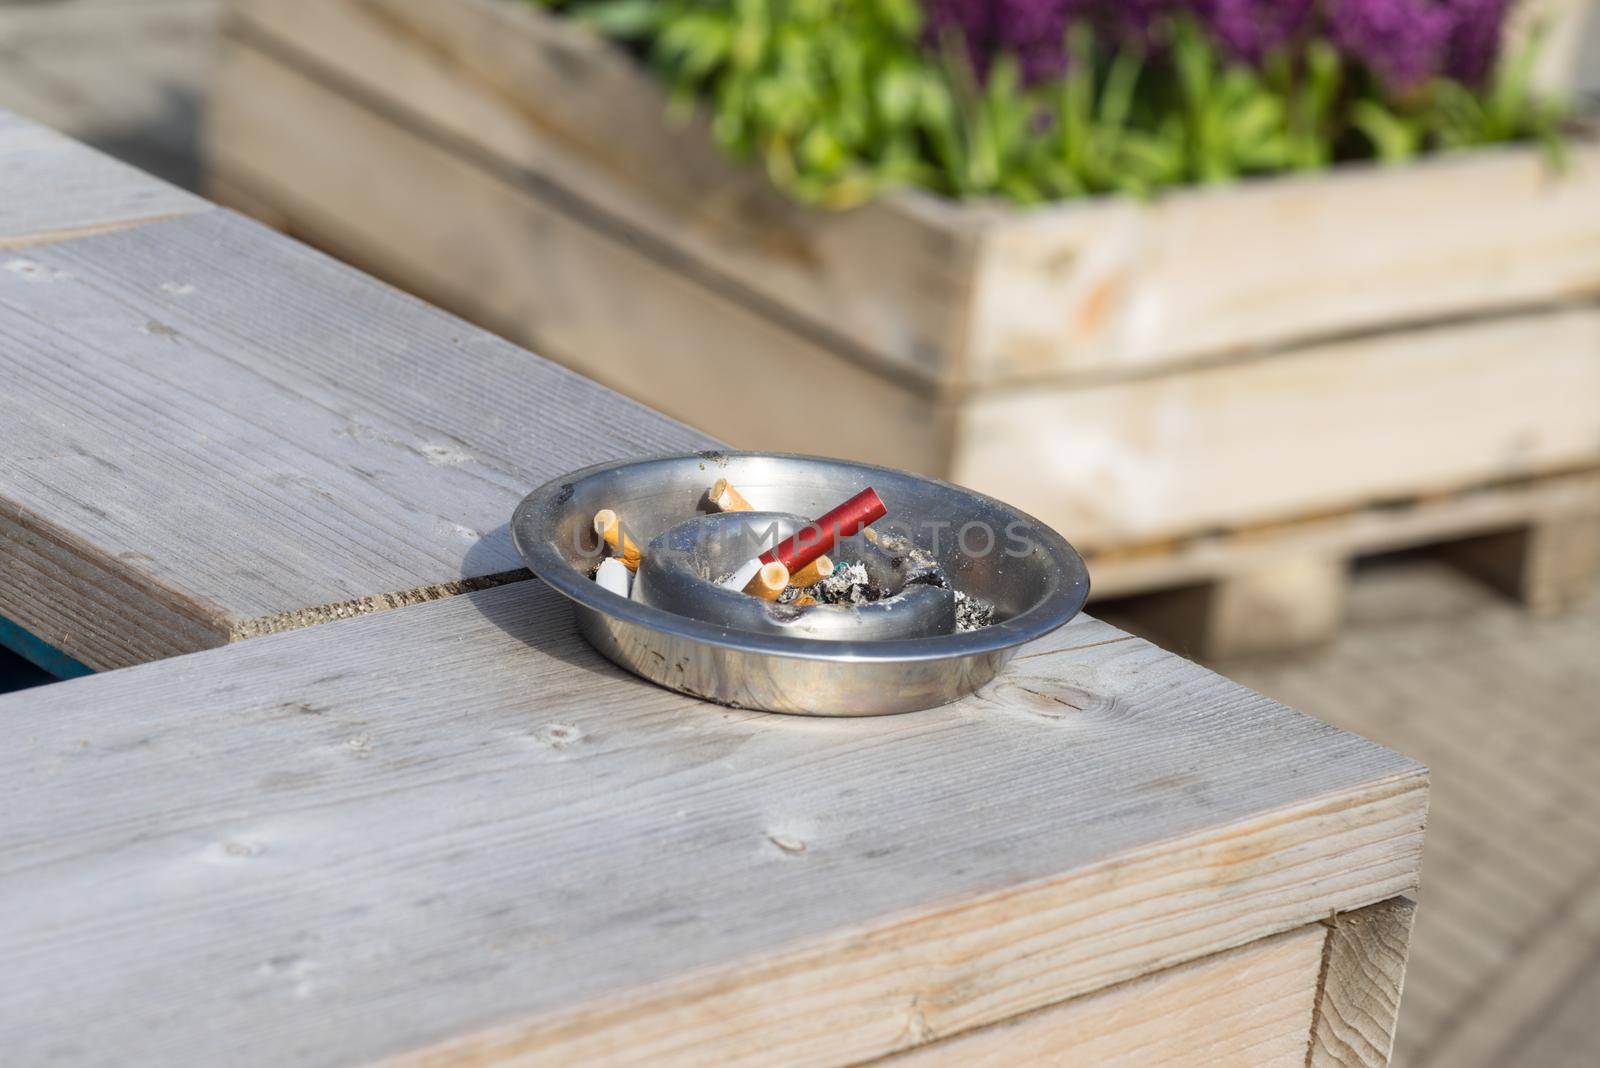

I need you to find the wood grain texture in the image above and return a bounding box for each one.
[880,922,1327,1067]
[214,0,1600,384]
[955,309,1600,552]
[0,585,1426,1067]
[0,207,710,669]
[203,35,949,476]
[967,143,1600,381]
[0,107,206,247]
[1309,898,1418,1068]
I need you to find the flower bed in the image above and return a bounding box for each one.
[532,0,1566,206]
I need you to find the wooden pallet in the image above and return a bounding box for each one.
[1093,470,1600,659]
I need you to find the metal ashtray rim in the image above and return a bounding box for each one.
[511,451,1091,667]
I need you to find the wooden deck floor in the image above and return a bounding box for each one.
[1195,562,1600,1068]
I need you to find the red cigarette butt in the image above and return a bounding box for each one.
[760,487,886,574]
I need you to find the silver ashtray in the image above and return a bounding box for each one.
[511,452,1090,716]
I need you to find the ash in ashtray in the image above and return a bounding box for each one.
[813,561,883,605]
[953,589,995,631]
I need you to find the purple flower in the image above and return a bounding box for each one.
[923,0,1513,93]
[1440,0,1511,84]
[924,0,1090,82]
[1326,0,1454,91]
[1200,0,1316,63]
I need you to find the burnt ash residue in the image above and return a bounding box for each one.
[723,551,998,631]
[814,561,884,605]
[953,590,996,631]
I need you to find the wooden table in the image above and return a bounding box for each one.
[0,111,1428,1066]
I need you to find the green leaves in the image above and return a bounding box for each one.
[531,1,1569,208]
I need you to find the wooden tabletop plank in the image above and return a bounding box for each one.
[0,583,1427,1067]
[0,108,207,247]
[0,208,710,669]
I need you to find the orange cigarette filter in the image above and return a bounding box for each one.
[793,594,818,607]
[592,508,642,571]
[790,555,834,587]
[713,478,834,581]
[742,560,789,601]
[710,478,754,513]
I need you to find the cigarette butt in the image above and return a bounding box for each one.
[742,560,789,601]
[710,478,754,513]
[790,555,834,587]
[793,594,818,607]
[594,556,633,598]
[592,508,641,570]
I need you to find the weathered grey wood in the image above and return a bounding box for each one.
[0,208,710,669]
[0,585,1427,1067]
[1308,898,1417,1068]
[0,108,206,246]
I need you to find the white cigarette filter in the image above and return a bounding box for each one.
[742,560,790,602]
[592,508,642,570]
[790,555,835,588]
[594,556,633,598]
[721,556,764,593]
[709,478,754,513]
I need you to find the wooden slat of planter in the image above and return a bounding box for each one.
[969,144,1600,381]
[221,0,979,388]
[203,36,950,477]
[956,307,1600,552]
[218,0,1600,386]
[0,583,1426,1067]
[882,920,1328,1066]
[0,108,207,247]
[0,208,710,670]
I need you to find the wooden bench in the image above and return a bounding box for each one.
[0,110,1427,1066]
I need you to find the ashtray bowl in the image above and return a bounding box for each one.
[511,452,1090,716]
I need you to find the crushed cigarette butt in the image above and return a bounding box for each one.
[594,556,633,598]
[710,478,754,513]
[790,555,834,588]
[593,508,642,570]
[743,560,790,601]
[711,478,835,582]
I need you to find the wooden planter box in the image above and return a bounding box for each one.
[207,0,1600,652]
